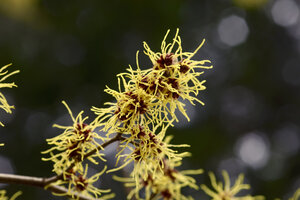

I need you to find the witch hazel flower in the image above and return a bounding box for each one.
[107,124,191,183]
[92,85,160,136]
[201,171,264,200]
[87,29,213,199]
[0,64,20,127]
[49,164,114,199]
[42,101,106,176]
[114,158,203,200]
[92,29,212,134]
[139,29,213,122]
[131,131,191,182]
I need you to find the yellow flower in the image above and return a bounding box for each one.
[92,85,160,135]
[201,171,264,200]
[114,159,203,200]
[42,101,106,176]
[50,164,114,200]
[93,29,212,132]
[0,190,22,200]
[138,29,212,122]
[0,63,20,127]
[89,30,212,199]
[107,124,191,185]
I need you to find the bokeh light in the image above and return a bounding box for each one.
[235,132,270,169]
[218,15,249,46]
[271,0,299,27]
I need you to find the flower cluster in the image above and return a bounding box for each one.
[0,64,21,199]
[108,125,191,183]
[92,29,212,131]
[42,101,113,199]
[50,164,114,200]
[92,87,159,135]
[90,29,212,199]
[140,30,211,122]
[201,171,264,200]
[114,160,203,200]
[43,29,212,199]
[0,64,19,127]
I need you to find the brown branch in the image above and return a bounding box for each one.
[0,173,100,200]
[84,132,123,158]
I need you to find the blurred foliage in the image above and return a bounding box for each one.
[233,0,268,9]
[0,0,300,199]
[0,0,40,24]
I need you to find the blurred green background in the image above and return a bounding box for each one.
[0,0,300,199]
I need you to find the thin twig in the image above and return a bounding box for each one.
[0,173,100,200]
[85,132,123,158]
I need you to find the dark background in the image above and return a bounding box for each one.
[0,0,300,199]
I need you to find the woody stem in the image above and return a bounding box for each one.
[0,173,100,200]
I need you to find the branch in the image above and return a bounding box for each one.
[85,132,123,158]
[0,173,100,200]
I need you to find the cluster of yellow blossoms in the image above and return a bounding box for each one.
[39,29,300,200]
[92,29,212,133]
[114,160,203,200]
[90,29,212,199]
[0,64,21,199]
[41,29,213,199]
[42,101,106,176]
[42,101,114,199]
[41,29,283,200]
[201,171,264,200]
[0,64,19,128]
